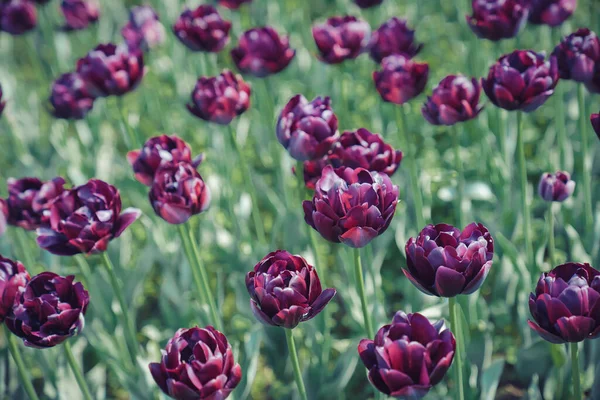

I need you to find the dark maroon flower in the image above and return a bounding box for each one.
[466,0,528,41]
[538,171,575,202]
[592,112,600,139]
[528,0,576,26]
[127,135,203,187]
[173,5,231,53]
[0,0,37,35]
[218,0,252,9]
[76,43,145,97]
[369,17,422,63]
[482,50,559,112]
[403,223,494,297]
[149,326,242,400]
[149,162,211,225]
[121,5,166,52]
[246,250,336,329]
[301,157,329,190]
[61,0,99,31]
[303,166,398,248]
[49,73,95,120]
[231,27,296,77]
[422,75,483,125]
[276,95,339,161]
[187,70,251,125]
[0,84,5,117]
[0,256,30,323]
[0,177,66,231]
[36,179,141,256]
[354,0,384,8]
[358,311,455,399]
[6,272,89,348]
[312,16,370,64]
[551,28,600,82]
[529,262,600,343]
[373,54,429,105]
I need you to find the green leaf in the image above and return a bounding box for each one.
[479,358,504,400]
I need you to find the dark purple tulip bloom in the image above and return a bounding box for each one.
[551,28,600,82]
[231,27,296,77]
[0,177,66,231]
[0,256,30,323]
[529,262,600,343]
[149,162,211,225]
[121,5,166,52]
[76,43,145,97]
[49,73,95,120]
[187,70,251,125]
[369,17,423,63]
[0,0,37,35]
[0,84,5,117]
[466,0,528,41]
[312,16,370,64]
[36,179,141,256]
[354,0,384,8]
[588,71,600,94]
[422,75,484,125]
[173,5,231,53]
[373,54,429,105]
[538,171,575,202]
[149,326,242,400]
[592,112,600,139]
[482,50,559,112]
[303,166,399,248]
[218,0,252,9]
[61,0,99,31]
[301,157,329,190]
[403,223,494,297]
[358,311,455,399]
[528,0,576,26]
[6,272,89,348]
[276,95,339,161]
[246,250,336,329]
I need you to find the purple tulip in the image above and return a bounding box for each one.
[246,250,336,329]
[6,272,89,348]
[218,0,252,9]
[0,177,66,231]
[369,17,423,63]
[422,75,484,125]
[127,135,203,187]
[187,70,251,125]
[231,27,296,77]
[592,112,600,139]
[301,157,329,190]
[0,84,5,117]
[588,70,600,93]
[173,5,231,53]
[538,171,575,202]
[312,16,370,64]
[121,5,165,52]
[358,311,455,399]
[276,95,339,161]
[403,223,494,297]
[149,162,211,225]
[149,326,242,400]
[551,28,600,82]
[303,166,398,248]
[466,0,528,41]
[529,262,600,343]
[482,50,559,112]
[36,179,141,256]
[354,0,384,8]
[76,43,145,97]
[61,0,99,31]
[0,255,30,323]
[528,0,577,26]
[0,0,37,35]
[373,54,429,105]
[49,73,95,120]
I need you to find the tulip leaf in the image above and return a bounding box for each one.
[479,358,504,400]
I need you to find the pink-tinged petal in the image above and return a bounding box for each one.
[340,226,378,248]
[113,207,141,237]
[555,316,595,343]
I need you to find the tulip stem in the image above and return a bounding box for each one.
[452,125,465,228]
[117,97,139,149]
[14,229,38,273]
[571,342,582,399]
[448,297,465,400]
[551,26,567,171]
[547,205,556,267]
[63,341,93,400]
[577,85,593,239]
[285,329,308,400]
[516,111,533,273]
[353,248,374,338]
[4,326,40,400]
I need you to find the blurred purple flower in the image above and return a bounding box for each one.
[373,54,429,105]
[121,5,165,52]
[301,157,329,190]
[551,28,600,82]
[354,0,383,8]
[0,255,30,323]
[61,0,99,31]
[231,27,296,77]
[467,0,528,41]
[173,5,231,53]
[528,0,576,26]
[312,16,370,64]
[0,0,37,35]
[422,75,483,125]
[369,17,422,63]
[49,73,95,120]
[0,84,5,117]
[218,0,252,9]
[538,171,575,202]
[592,112,600,139]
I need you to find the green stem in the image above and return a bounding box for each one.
[452,125,465,228]
[553,29,567,170]
[4,326,40,400]
[577,85,593,238]
[63,341,93,400]
[117,97,139,149]
[516,111,533,273]
[353,248,374,338]
[14,230,37,273]
[547,205,555,268]
[449,297,465,400]
[571,342,581,399]
[284,329,308,400]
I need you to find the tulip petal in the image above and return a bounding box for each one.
[528,320,565,344]
[402,269,436,296]
[434,266,465,297]
[305,288,336,320]
[249,300,277,327]
[340,226,378,248]
[555,316,595,342]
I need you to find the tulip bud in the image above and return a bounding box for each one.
[121,5,165,52]
[149,326,242,400]
[61,0,99,31]
[354,0,383,8]
[312,16,370,64]
[49,73,95,120]
[403,223,494,297]
[482,50,559,112]
[246,250,336,329]
[218,0,252,9]
[551,28,600,82]
[422,75,483,125]
[528,0,576,26]
[529,262,600,343]
[466,0,528,41]
[592,112,600,140]
[358,311,455,398]
[231,27,296,77]
[369,17,422,63]
[6,272,89,348]
[187,70,251,125]
[0,255,30,323]
[173,5,231,53]
[0,0,37,35]
[538,171,575,202]
[373,54,429,105]
[0,84,5,117]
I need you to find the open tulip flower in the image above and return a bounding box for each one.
[422,75,483,125]
[61,0,99,31]
[218,0,252,9]
[49,73,96,120]
[231,27,296,77]
[369,17,423,63]
[373,54,429,105]
[173,5,231,53]
[312,16,370,64]
[121,5,166,52]
[466,0,529,42]
[528,0,577,27]
[0,255,30,322]
[538,171,575,202]
[358,311,455,399]
[552,28,600,83]
[0,0,37,35]
[592,112,600,139]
